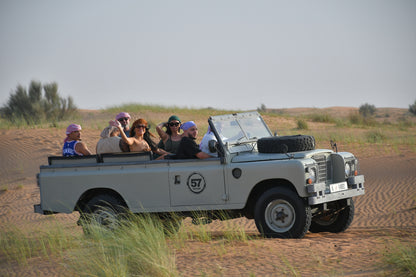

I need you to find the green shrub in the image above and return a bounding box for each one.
[359,103,376,118]
[384,240,416,276]
[409,100,416,116]
[297,119,308,130]
[348,113,377,127]
[0,80,77,125]
[308,113,335,123]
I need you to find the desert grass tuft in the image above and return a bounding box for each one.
[383,239,416,276]
[0,224,80,266]
[68,213,178,277]
[365,129,387,143]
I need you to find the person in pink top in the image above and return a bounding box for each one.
[62,124,92,156]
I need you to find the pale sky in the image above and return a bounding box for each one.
[1,0,415,111]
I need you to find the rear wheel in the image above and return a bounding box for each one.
[309,198,354,233]
[254,187,311,238]
[79,194,127,233]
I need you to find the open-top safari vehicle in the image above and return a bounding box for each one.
[35,111,365,238]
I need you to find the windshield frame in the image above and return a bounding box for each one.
[208,112,272,154]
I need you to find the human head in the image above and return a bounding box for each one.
[181,121,198,139]
[167,115,181,135]
[65,124,82,142]
[130,118,148,137]
[116,112,131,128]
[100,126,120,138]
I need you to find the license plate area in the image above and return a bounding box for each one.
[330,182,348,193]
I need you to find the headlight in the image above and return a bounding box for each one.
[307,167,317,184]
[345,163,351,177]
[310,168,316,182]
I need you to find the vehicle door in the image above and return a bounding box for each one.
[168,158,226,207]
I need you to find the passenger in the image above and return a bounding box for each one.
[166,121,213,159]
[199,126,218,157]
[96,124,122,154]
[156,115,182,153]
[115,112,131,137]
[115,119,169,157]
[62,124,92,157]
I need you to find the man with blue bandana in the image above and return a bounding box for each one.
[169,121,213,159]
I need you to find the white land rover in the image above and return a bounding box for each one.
[35,111,365,238]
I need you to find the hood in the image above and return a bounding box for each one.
[231,149,333,163]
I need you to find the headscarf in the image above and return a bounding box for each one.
[64,124,82,142]
[180,121,196,131]
[168,115,181,123]
[66,124,81,135]
[116,112,131,120]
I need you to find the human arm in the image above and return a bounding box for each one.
[75,141,92,156]
[156,122,169,142]
[195,151,213,159]
[111,120,134,146]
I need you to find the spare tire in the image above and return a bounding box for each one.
[257,135,315,153]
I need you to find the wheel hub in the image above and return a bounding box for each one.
[265,200,296,232]
[275,208,289,223]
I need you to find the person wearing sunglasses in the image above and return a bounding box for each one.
[115,118,169,157]
[115,112,131,137]
[164,121,213,160]
[156,115,183,154]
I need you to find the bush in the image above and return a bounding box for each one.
[308,113,335,123]
[359,103,376,118]
[348,113,377,127]
[297,119,308,130]
[409,100,416,116]
[257,103,267,113]
[0,80,77,125]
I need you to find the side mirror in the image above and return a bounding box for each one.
[208,140,217,153]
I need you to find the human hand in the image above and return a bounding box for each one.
[109,120,121,127]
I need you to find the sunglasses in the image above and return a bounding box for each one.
[118,117,129,122]
[169,122,180,127]
[135,125,147,129]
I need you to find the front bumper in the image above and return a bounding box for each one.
[307,175,365,205]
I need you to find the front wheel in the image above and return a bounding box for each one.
[254,187,311,238]
[309,198,355,233]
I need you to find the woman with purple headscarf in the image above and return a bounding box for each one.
[62,124,92,157]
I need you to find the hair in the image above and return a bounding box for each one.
[130,118,158,152]
[166,115,181,136]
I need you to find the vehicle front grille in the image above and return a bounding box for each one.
[312,155,330,183]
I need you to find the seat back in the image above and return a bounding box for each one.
[48,155,99,165]
[100,152,152,163]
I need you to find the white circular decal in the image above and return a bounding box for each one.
[187,173,206,194]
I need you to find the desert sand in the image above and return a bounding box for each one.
[0,118,415,276]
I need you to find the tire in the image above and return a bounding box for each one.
[254,187,312,238]
[257,135,315,154]
[79,194,127,233]
[309,198,354,233]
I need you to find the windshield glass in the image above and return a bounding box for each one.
[210,112,271,152]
